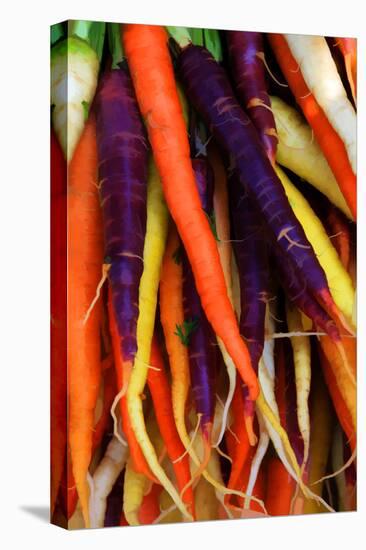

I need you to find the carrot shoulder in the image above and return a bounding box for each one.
[122,23,258,401]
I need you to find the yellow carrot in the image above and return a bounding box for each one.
[286,301,311,467]
[275,164,355,326]
[123,459,149,526]
[125,160,191,519]
[270,95,352,219]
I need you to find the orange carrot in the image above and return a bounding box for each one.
[147,335,195,518]
[123,24,258,402]
[67,115,104,527]
[107,288,157,484]
[268,34,356,219]
[224,379,251,507]
[159,226,191,450]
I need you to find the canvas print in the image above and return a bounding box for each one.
[50,21,357,529]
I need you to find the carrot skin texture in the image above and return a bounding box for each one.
[50,131,67,516]
[268,34,356,219]
[177,44,334,313]
[227,31,277,163]
[95,66,148,363]
[183,158,217,436]
[123,25,258,400]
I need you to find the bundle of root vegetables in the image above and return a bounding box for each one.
[50,21,357,529]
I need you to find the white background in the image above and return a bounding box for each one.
[0,0,364,548]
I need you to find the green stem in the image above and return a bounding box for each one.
[108,23,124,68]
[189,27,203,46]
[68,20,106,63]
[203,29,223,62]
[51,23,65,46]
[68,20,93,41]
[166,26,192,48]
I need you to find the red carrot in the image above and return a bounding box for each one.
[224,379,251,506]
[51,130,67,516]
[265,457,296,516]
[147,335,195,517]
[107,288,158,483]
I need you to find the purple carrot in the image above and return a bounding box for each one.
[177,44,342,328]
[227,31,278,163]
[94,66,148,371]
[228,172,268,372]
[181,158,217,442]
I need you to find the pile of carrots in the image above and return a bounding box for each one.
[50,21,357,529]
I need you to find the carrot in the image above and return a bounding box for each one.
[123,24,258,401]
[159,225,191,451]
[265,457,296,516]
[89,436,129,528]
[182,157,217,453]
[229,171,269,441]
[337,37,357,105]
[227,31,278,163]
[67,115,104,528]
[225,379,251,505]
[270,95,353,220]
[286,302,311,468]
[94,60,149,393]
[268,34,356,219]
[50,130,67,515]
[325,207,351,271]
[139,484,163,525]
[123,411,165,525]
[123,458,150,526]
[147,335,195,517]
